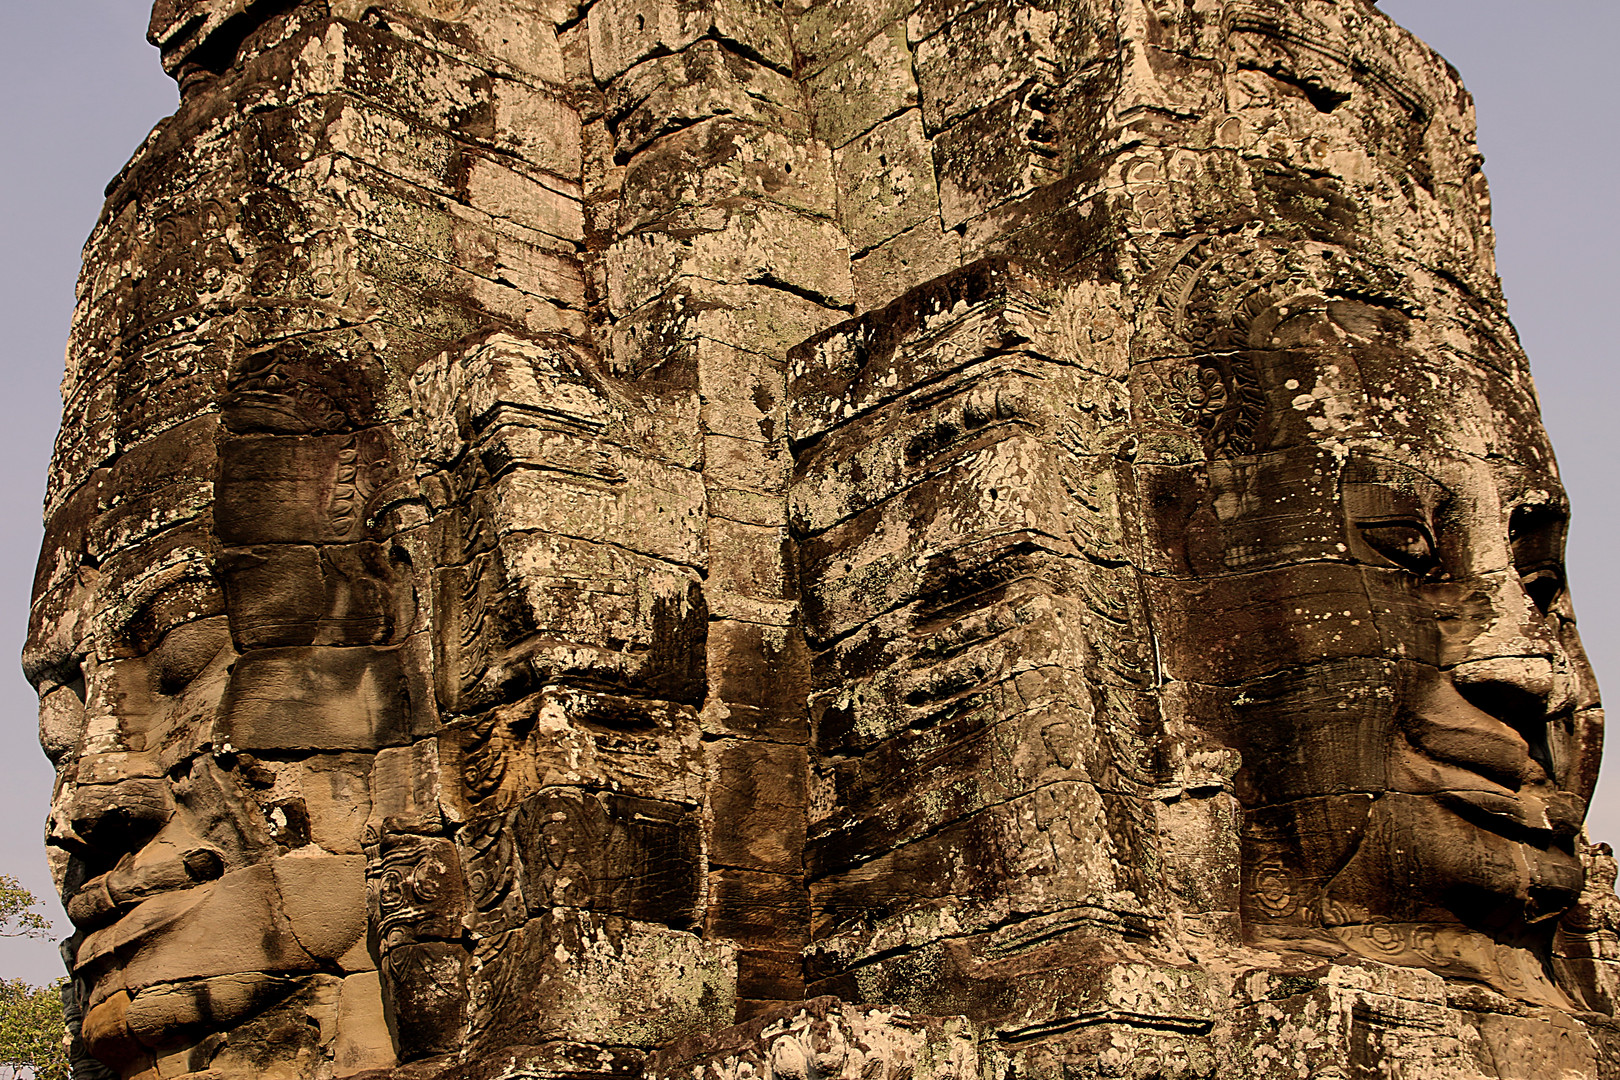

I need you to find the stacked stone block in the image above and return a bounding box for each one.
[28,1,1620,1078]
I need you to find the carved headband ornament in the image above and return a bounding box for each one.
[1149,234,1404,458]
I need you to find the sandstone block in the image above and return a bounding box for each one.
[835,110,938,252]
[335,971,396,1076]
[709,740,809,873]
[511,788,702,927]
[369,740,449,835]
[220,645,414,751]
[606,206,854,316]
[609,42,806,162]
[704,619,811,742]
[467,911,737,1050]
[793,0,918,78]
[620,119,835,234]
[589,0,791,81]
[275,853,371,965]
[806,22,919,150]
[384,940,469,1060]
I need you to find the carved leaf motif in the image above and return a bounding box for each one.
[462,814,519,915]
[461,717,509,802]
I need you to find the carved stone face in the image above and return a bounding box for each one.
[26,330,403,1073]
[373,332,727,1061]
[1141,254,1603,999]
[30,512,375,1071]
[36,0,1620,1074]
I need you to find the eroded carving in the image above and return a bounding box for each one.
[29,0,1620,1077]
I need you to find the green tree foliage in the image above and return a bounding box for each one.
[0,979,67,1080]
[0,877,50,942]
[0,877,67,1079]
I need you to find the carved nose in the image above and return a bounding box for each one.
[69,777,173,853]
[1448,656,1559,782]
[1451,656,1555,701]
[1451,656,1557,734]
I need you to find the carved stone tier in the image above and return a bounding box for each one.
[29,0,1620,1077]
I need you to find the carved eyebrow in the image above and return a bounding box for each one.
[1509,493,1570,523]
[105,569,224,658]
[1338,453,1453,508]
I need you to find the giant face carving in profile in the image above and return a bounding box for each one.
[26,0,1620,1078]
[1135,237,1603,1004]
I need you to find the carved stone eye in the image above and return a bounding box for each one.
[1509,505,1568,615]
[148,618,231,696]
[1519,565,1566,615]
[1356,519,1438,575]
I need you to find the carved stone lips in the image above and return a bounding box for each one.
[1435,782,1587,841]
[1397,729,1587,847]
[66,844,226,935]
[1406,701,1547,786]
[1397,685,1583,845]
[1435,787,1557,841]
[74,883,213,974]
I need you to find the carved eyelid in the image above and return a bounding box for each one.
[1341,480,1441,520]
[1353,513,1431,528]
[1509,507,1568,565]
[1351,516,1439,574]
[1515,559,1566,593]
[1352,514,1436,543]
[1509,506,1568,542]
[148,617,233,692]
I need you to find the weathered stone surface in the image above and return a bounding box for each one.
[29,1,1620,1077]
[650,998,977,1080]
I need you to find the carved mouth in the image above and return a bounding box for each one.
[67,877,183,939]
[1432,787,1560,846]
[1396,663,1585,852]
[1395,731,1578,849]
[74,883,214,978]
[65,847,226,935]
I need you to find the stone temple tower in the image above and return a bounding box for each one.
[28,0,1620,1076]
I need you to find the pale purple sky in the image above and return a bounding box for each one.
[0,2,1614,986]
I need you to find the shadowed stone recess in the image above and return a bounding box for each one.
[28,0,1620,1076]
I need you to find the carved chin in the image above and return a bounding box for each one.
[83,972,299,1066]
